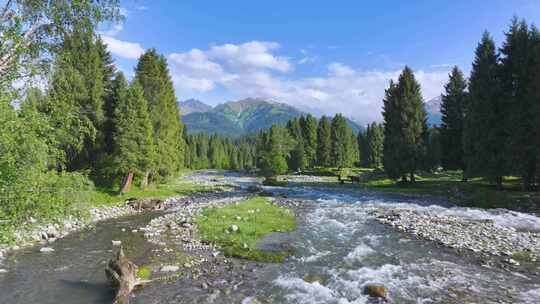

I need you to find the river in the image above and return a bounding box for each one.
[1,171,539,303]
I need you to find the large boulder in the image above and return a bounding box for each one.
[363,284,387,299]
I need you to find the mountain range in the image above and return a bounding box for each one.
[179,97,442,138]
[424,95,442,126]
[179,98,363,138]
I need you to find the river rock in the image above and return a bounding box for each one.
[0,269,7,274]
[303,274,325,284]
[40,247,55,253]
[160,265,180,272]
[112,240,122,246]
[363,284,387,299]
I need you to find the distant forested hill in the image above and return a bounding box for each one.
[180,98,363,137]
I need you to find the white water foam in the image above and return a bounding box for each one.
[275,276,367,304]
[520,288,540,304]
[345,243,375,264]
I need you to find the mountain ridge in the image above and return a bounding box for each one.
[180,98,363,137]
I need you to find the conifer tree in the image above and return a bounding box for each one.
[365,122,384,168]
[464,32,506,187]
[440,66,467,171]
[500,18,538,190]
[61,27,106,168]
[290,141,308,171]
[316,115,332,167]
[113,81,155,193]
[98,36,118,154]
[44,59,93,170]
[135,49,185,180]
[330,114,355,168]
[300,114,318,167]
[382,67,427,182]
[358,129,368,167]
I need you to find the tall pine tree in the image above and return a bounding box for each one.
[464,32,507,187]
[113,80,155,193]
[500,18,538,190]
[440,66,467,171]
[135,49,185,181]
[330,114,355,168]
[382,67,427,182]
[316,115,332,167]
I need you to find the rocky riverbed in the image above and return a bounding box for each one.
[2,171,540,304]
[133,192,312,303]
[0,196,192,268]
[374,207,540,267]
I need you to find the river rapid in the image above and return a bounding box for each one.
[1,171,539,304]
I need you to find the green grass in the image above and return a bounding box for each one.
[0,172,222,244]
[195,196,297,262]
[83,178,217,208]
[137,265,152,280]
[284,168,540,212]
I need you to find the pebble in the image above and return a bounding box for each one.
[112,240,122,246]
[39,247,55,253]
[0,269,7,274]
[375,209,540,261]
[160,265,180,272]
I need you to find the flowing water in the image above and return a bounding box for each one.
[1,171,540,303]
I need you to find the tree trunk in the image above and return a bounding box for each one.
[140,171,150,189]
[523,158,536,191]
[409,172,416,183]
[496,176,503,190]
[105,247,138,304]
[401,175,407,183]
[120,172,134,194]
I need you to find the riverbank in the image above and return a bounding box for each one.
[0,176,223,267]
[291,168,540,214]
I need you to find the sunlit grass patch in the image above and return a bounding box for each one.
[195,196,297,262]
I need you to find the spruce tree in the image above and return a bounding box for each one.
[300,114,318,167]
[316,115,332,167]
[464,31,506,187]
[382,67,427,182]
[44,59,92,170]
[365,122,384,168]
[500,18,538,190]
[98,36,118,155]
[440,66,467,171]
[290,141,308,172]
[61,27,106,168]
[358,129,368,167]
[113,80,155,193]
[135,49,185,180]
[330,114,355,168]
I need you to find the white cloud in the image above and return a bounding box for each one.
[209,41,291,72]
[328,62,355,77]
[102,36,144,59]
[165,41,449,123]
[103,23,124,37]
[430,63,452,69]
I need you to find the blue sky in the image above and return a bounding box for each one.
[102,0,540,123]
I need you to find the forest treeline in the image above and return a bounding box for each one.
[248,17,540,192]
[1,2,538,236]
